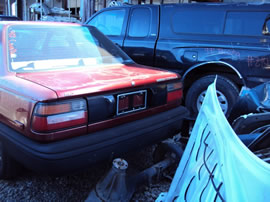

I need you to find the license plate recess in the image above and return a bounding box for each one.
[117,90,147,115]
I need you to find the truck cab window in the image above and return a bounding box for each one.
[128,8,150,37]
[225,12,268,36]
[88,10,125,36]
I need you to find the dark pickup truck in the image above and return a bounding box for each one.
[86,3,270,118]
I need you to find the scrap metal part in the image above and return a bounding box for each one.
[156,80,270,202]
[86,158,131,202]
[229,81,270,123]
[86,142,183,202]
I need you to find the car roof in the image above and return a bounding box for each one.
[0,21,81,26]
[161,2,270,10]
[0,21,84,31]
[102,2,270,10]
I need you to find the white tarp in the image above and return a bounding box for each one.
[156,80,270,202]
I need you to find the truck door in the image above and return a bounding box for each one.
[86,7,129,47]
[122,5,159,66]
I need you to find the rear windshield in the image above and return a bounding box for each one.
[7,24,132,72]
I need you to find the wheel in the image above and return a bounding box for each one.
[185,75,239,118]
[0,141,21,179]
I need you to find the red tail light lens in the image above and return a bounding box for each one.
[167,82,183,103]
[118,96,129,111]
[133,93,144,107]
[31,99,87,133]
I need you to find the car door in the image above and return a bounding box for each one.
[122,5,159,66]
[86,7,129,47]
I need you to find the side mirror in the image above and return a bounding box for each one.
[263,18,270,35]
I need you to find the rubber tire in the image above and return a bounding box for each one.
[185,75,239,118]
[0,141,21,179]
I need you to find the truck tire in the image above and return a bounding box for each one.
[185,75,239,118]
[0,141,20,179]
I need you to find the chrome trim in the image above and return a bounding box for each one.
[182,61,245,85]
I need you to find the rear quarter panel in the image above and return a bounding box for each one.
[0,76,58,136]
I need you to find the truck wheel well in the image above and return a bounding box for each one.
[183,63,243,96]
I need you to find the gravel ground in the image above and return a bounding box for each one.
[0,145,177,201]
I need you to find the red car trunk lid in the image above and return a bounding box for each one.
[16,64,179,98]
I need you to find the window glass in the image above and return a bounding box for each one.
[128,8,151,37]
[171,10,224,35]
[7,25,132,72]
[88,10,125,36]
[225,12,268,36]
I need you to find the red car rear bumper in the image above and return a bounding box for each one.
[0,106,188,175]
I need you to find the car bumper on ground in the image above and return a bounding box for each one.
[0,106,188,175]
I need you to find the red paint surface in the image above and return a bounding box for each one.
[16,64,178,98]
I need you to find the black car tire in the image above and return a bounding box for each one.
[185,75,239,118]
[0,141,21,179]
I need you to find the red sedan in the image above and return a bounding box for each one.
[0,21,188,178]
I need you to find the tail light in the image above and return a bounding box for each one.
[167,82,183,103]
[31,99,87,133]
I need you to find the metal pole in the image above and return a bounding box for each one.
[75,0,77,15]
[24,0,27,20]
[40,0,42,20]
[14,0,17,16]
[7,0,11,15]
[93,0,95,15]
[68,0,70,19]
[90,0,94,17]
